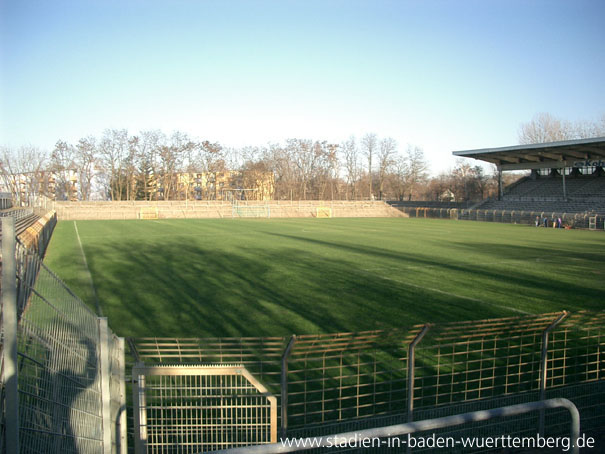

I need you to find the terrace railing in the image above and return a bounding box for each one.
[129,310,605,450]
[399,206,605,229]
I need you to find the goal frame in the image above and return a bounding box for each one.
[316,207,332,218]
[139,207,159,220]
[232,204,271,218]
[222,188,260,202]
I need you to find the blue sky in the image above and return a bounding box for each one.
[1,0,604,174]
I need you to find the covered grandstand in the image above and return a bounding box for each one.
[453,137,605,214]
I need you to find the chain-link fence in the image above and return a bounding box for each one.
[1,217,126,454]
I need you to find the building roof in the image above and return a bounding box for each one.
[452,137,605,171]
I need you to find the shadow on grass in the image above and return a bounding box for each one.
[80,236,510,338]
[443,240,605,265]
[266,232,605,313]
[51,223,605,338]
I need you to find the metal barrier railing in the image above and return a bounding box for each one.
[208,398,580,454]
[130,311,605,448]
[132,364,277,454]
[398,206,605,229]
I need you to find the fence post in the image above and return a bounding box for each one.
[407,324,431,423]
[98,317,113,454]
[2,217,20,454]
[117,337,128,454]
[539,311,568,434]
[133,362,148,454]
[280,335,297,440]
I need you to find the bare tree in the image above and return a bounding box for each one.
[390,152,408,201]
[572,113,605,139]
[324,143,339,200]
[361,133,378,198]
[403,145,428,200]
[155,133,189,200]
[0,145,49,204]
[312,142,338,200]
[446,160,493,202]
[263,143,294,200]
[289,139,320,200]
[238,146,263,169]
[98,129,129,200]
[75,136,98,200]
[341,136,361,199]
[377,137,397,200]
[518,113,574,144]
[50,140,78,200]
[198,140,224,173]
[133,130,164,201]
[420,173,452,201]
[187,139,223,199]
[240,154,272,201]
[221,146,240,172]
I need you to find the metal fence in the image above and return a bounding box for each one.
[1,217,126,454]
[399,206,605,229]
[0,194,12,210]
[0,209,34,222]
[209,398,582,454]
[129,310,605,450]
[132,364,277,453]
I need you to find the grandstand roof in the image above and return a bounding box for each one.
[452,137,605,171]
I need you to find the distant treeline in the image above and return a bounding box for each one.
[1,129,508,203]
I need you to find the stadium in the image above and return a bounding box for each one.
[1,138,604,453]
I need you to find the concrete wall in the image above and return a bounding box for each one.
[18,210,57,254]
[52,200,407,220]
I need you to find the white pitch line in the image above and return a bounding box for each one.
[74,221,103,316]
[77,230,260,240]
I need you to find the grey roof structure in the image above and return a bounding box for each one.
[452,137,605,171]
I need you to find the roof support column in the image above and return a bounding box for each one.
[497,167,503,201]
[562,168,567,201]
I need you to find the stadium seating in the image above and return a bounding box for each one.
[476,175,605,213]
[0,208,41,236]
[388,200,473,209]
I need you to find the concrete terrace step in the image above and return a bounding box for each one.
[52,200,407,220]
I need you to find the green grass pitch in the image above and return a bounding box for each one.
[43,218,605,338]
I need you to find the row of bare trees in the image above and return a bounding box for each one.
[518,113,605,144]
[2,113,602,203]
[423,162,518,203]
[0,130,435,202]
[0,130,227,203]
